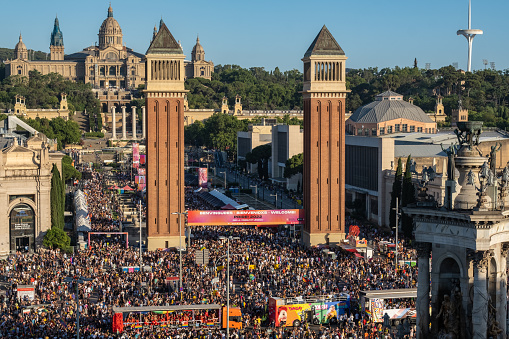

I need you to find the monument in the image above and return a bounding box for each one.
[406,121,509,339]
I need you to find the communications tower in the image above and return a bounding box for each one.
[457,0,483,72]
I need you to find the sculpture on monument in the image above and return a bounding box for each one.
[441,143,458,180]
[488,142,501,174]
[436,294,460,339]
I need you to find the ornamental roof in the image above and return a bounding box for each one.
[146,22,183,55]
[304,25,345,58]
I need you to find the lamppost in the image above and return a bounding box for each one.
[217,236,240,338]
[171,211,187,299]
[270,193,278,209]
[250,185,258,202]
[392,197,400,270]
[220,171,227,190]
[139,200,143,269]
[64,276,93,339]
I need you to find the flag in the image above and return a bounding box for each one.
[303,277,309,283]
[248,265,255,270]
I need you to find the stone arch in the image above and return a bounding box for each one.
[8,198,38,253]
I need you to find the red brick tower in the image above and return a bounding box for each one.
[145,22,187,249]
[302,26,349,246]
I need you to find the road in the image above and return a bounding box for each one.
[214,168,302,210]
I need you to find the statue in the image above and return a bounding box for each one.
[503,166,509,186]
[467,170,476,186]
[441,143,458,181]
[488,142,502,174]
[436,294,460,339]
[409,159,417,174]
[487,301,502,338]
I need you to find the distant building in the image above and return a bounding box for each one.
[237,120,274,174]
[271,124,303,191]
[184,36,214,81]
[4,6,146,90]
[451,107,468,127]
[427,95,447,123]
[346,91,437,136]
[12,94,69,120]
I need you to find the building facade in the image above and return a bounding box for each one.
[346,91,437,136]
[0,134,63,255]
[4,6,146,89]
[13,94,69,120]
[184,36,214,81]
[145,21,187,250]
[302,26,348,246]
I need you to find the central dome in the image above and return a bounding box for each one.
[98,5,123,49]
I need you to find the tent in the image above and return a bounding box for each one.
[221,204,236,210]
[108,185,120,190]
[122,185,134,191]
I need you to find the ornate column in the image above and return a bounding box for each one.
[121,106,127,140]
[470,250,490,339]
[142,106,146,139]
[499,244,509,337]
[111,106,116,139]
[416,242,431,339]
[132,106,137,139]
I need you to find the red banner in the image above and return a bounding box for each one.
[187,209,305,226]
[198,168,208,188]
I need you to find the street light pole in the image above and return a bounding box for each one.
[270,193,277,209]
[172,212,185,299]
[139,200,142,269]
[393,197,400,270]
[250,185,257,201]
[227,237,230,339]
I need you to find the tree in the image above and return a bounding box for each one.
[62,155,82,182]
[389,158,403,228]
[246,144,271,180]
[50,164,64,229]
[401,155,417,238]
[43,227,70,251]
[284,153,303,178]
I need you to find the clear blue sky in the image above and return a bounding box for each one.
[1,0,506,72]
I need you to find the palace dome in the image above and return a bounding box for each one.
[98,5,123,49]
[348,91,434,124]
[14,34,28,60]
[191,36,205,61]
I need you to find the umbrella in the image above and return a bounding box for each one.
[122,185,134,191]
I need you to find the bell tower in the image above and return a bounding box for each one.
[302,26,349,246]
[145,21,187,249]
[50,16,64,61]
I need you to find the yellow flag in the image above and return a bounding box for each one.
[248,265,255,270]
[274,264,280,269]
[216,266,224,271]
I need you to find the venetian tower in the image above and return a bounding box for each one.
[50,16,64,61]
[302,26,349,246]
[145,20,187,250]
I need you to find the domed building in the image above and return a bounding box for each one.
[346,91,437,136]
[184,36,214,80]
[4,5,145,93]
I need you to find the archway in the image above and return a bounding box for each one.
[9,203,35,253]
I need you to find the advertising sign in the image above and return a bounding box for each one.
[187,209,305,226]
[16,285,35,300]
[138,168,146,176]
[198,168,208,188]
[272,299,350,327]
[140,155,146,165]
[132,143,140,169]
[371,298,385,323]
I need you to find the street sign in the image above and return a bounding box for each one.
[195,248,210,265]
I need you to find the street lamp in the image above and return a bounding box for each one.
[270,193,278,209]
[139,200,143,269]
[171,211,187,299]
[218,236,240,339]
[64,276,93,339]
[220,171,227,190]
[392,197,400,270]
[250,185,258,202]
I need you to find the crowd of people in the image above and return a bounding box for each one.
[0,166,420,338]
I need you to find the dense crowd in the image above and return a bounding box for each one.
[0,167,419,338]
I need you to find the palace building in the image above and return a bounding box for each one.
[4,5,213,90]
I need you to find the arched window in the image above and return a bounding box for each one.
[10,204,35,252]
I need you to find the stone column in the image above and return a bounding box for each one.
[132,106,137,139]
[470,250,489,339]
[121,106,127,140]
[142,106,146,139]
[416,242,431,339]
[499,245,509,337]
[111,106,116,139]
